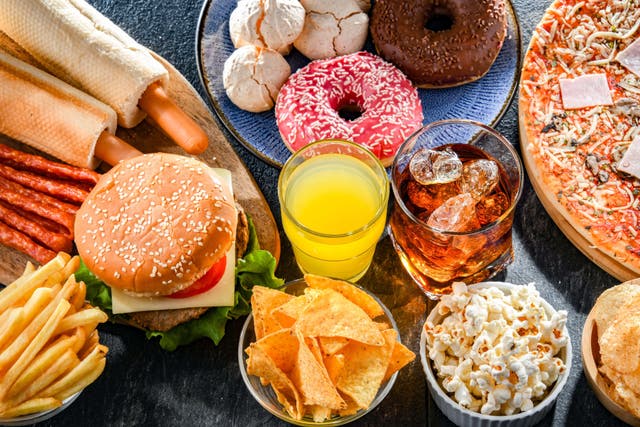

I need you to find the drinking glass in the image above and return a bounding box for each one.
[278,140,389,281]
[388,119,523,298]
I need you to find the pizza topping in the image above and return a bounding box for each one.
[617,135,640,179]
[541,113,566,133]
[617,35,640,78]
[559,74,613,109]
[611,97,640,118]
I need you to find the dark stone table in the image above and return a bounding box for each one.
[35,0,626,425]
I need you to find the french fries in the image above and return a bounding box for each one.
[0,254,109,418]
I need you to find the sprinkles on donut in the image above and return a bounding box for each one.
[275,51,424,166]
[370,0,507,88]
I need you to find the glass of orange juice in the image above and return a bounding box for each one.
[278,139,389,281]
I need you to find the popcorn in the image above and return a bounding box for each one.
[425,283,568,415]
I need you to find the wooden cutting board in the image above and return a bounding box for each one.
[0,32,280,285]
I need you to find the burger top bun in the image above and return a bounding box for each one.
[75,153,237,297]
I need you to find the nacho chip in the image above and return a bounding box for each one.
[271,289,322,328]
[252,329,298,374]
[251,286,294,340]
[336,329,396,408]
[304,274,385,318]
[246,345,304,419]
[338,392,362,417]
[382,335,415,383]
[323,353,345,385]
[295,290,385,346]
[308,405,333,422]
[305,337,324,365]
[319,337,350,356]
[292,331,345,410]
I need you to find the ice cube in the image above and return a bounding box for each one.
[409,148,462,185]
[407,179,460,214]
[426,193,480,232]
[460,159,499,200]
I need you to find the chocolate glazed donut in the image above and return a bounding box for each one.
[370,0,507,88]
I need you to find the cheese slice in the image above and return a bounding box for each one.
[111,168,237,314]
[617,38,640,78]
[617,135,640,179]
[559,74,613,109]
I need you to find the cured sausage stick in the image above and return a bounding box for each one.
[0,203,72,253]
[0,176,76,235]
[0,0,209,154]
[0,164,89,204]
[0,220,55,264]
[0,144,100,185]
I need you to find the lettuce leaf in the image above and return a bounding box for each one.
[75,215,283,351]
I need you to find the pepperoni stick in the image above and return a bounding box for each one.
[0,203,72,253]
[0,175,78,216]
[13,207,71,239]
[0,220,55,264]
[0,144,100,185]
[0,177,75,236]
[0,164,89,204]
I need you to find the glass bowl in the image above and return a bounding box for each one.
[420,282,572,427]
[0,391,81,426]
[238,279,400,426]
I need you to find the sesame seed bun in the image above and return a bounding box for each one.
[75,153,237,297]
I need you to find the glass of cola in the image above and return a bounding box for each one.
[389,120,523,298]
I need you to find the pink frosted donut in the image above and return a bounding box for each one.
[275,51,423,166]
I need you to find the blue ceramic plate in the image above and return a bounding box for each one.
[196,0,521,168]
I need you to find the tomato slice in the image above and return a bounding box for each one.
[167,255,227,299]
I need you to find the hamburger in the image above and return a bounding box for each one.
[74,153,281,350]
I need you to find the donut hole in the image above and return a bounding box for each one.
[337,104,364,121]
[425,7,454,32]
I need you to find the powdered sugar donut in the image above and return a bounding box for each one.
[275,51,423,165]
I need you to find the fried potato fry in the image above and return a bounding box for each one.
[38,346,106,400]
[0,255,109,419]
[0,299,70,402]
[0,253,68,315]
[54,308,108,335]
[0,397,61,418]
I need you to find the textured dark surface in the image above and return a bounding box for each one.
[33,0,624,426]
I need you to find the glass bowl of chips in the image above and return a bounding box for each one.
[238,275,414,426]
[420,282,572,427]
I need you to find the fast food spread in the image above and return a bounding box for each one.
[0,253,108,419]
[1,0,640,424]
[519,0,640,276]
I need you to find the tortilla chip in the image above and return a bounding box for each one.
[304,274,385,318]
[251,286,294,340]
[292,331,345,410]
[246,345,304,420]
[375,321,391,331]
[271,289,323,328]
[323,353,345,385]
[338,392,361,417]
[336,329,396,408]
[253,329,298,374]
[305,337,324,365]
[308,405,333,422]
[382,335,415,383]
[294,289,385,346]
[319,337,350,356]
[593,282,640,341]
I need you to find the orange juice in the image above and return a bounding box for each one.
[279,147,388,281]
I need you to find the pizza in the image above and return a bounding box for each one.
[519,0,640,277]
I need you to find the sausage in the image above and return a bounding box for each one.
[0,219,56,264]
[0,143,101,184]
[0,202,72,253]
[0,163,89,204]
[0,176,75,235]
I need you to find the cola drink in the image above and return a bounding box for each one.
[389,143,517,297]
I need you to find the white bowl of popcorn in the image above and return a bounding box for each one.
[420,282,571,427]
